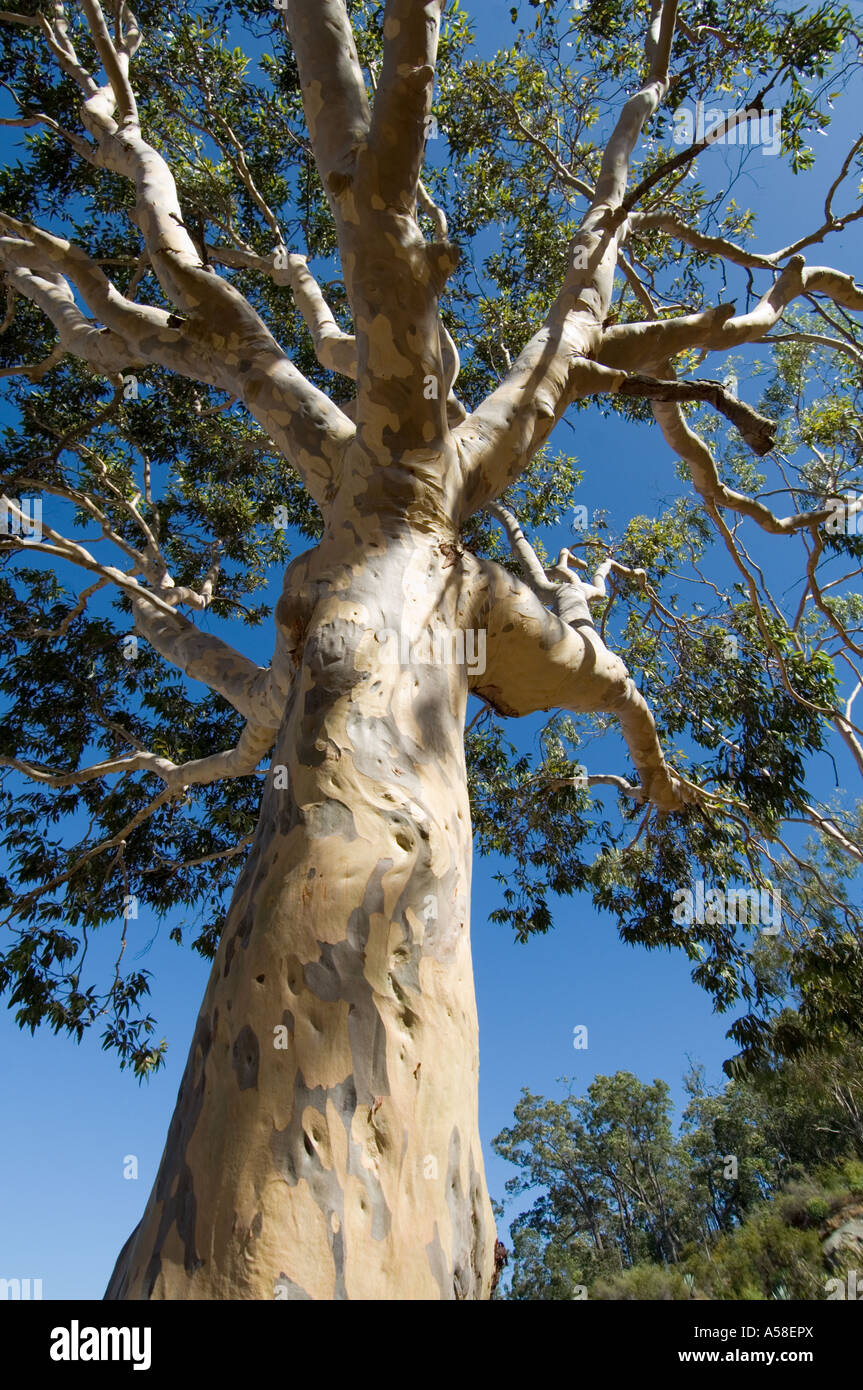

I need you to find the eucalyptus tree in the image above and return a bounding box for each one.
[494,1048,863,1300]
[0,0,861,1300]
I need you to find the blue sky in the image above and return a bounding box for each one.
[1,2,862,1298]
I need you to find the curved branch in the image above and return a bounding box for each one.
[600,258,863,373]
[461,551,687,812]
[485,501,555,598]
[0,256,143,374]
[209,243,358,379]
[129,599,284,729]
[650,383,857,535]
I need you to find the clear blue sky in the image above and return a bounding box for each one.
[1,3,861,1298]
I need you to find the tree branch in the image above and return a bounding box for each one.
[486,500,555,598]
[209,243,358,380]
[4,1,353,508]
[368,0,444,214]
[617,372,777,455]
[461,549,688,812]
[454,0,680,516]
[128,599,284,729]
[649,379,859,535]
[283,0,371,200]
[600,258,863,373]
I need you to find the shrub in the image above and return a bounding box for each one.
[591,1264,693,1301]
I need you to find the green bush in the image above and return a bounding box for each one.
[839,1158,863,1193]
[805,1197,830,1222]
[689,1210,825,1300]
[591,1263,693,1301]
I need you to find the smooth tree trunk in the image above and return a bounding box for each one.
[106,516,497,1299]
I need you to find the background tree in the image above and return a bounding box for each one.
[493,1044,863,1299]
[0,0,861,1300]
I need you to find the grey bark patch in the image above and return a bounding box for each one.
[383,825,464,967]
[468,1150,490,1295]
[310,796,358,840]
[425,1223,450,1300]
[141,1163,202,1298]
[223,901,255,978]
[302,622,369,727]
[270,1070,391,1298]
[411,667,458,758]
[445,1126,468,1298]
[444,1126,487,1300]
[275,1273,313,1300]
[303,858,392,1104]
[275,777,306,838]
[418,864,464,965]
[343,709,424,798]
[388,922,422,996]
[388,946,421,1010]
[232,1024,260,1090]
[269,1072,347,1299]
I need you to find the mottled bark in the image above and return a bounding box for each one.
[106,529,495,1300]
